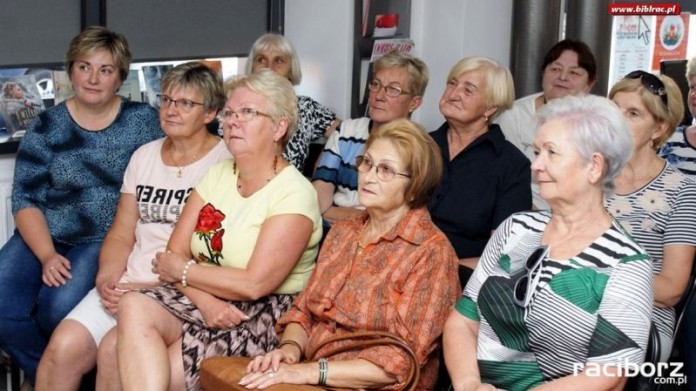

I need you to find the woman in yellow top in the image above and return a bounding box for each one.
[102,69,322,391]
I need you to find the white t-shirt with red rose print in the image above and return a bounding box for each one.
[119,137,231,283]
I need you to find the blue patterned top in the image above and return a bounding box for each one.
[12,99,163,245]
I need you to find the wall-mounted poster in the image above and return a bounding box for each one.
[610,15,654,89]
[0,75,46,137]
[651,13,690,70]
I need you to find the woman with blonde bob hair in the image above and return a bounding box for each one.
[428,56,532,288]
[108,69,322,391]
[606,71,696,361]
[208,118,460,390]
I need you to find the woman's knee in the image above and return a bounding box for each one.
[97,328,118,366]
[42,320,97,370]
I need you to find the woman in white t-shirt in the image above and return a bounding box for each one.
[35,62,230,391]
[107,69,322,391]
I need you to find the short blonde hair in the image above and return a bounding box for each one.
[224,69,298,148]
[373,50,429,96]
[609,73,685,149]
[161,62,225,111]
[245,34,302,85]
[2,82,19,99]
[447,57,515,120]
[66,26,131,82]
[363,119,442,208]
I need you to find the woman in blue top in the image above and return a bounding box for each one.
[0,26,162,386]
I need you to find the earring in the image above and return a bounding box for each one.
[483,115,489,123]
[233,160,237,174]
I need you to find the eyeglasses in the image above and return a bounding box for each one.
[368,80,412,98]
[625,70,668,106]
[158,95,205,113]
[355,155,411,181]
[513,245,550,308]
[217,107,272,123]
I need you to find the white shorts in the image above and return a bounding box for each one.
[64,288,117,345]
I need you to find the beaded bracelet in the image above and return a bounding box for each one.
[181,260,196,287]
[318,357,328,386]
[277,339,304,360]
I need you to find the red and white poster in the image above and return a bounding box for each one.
[610,15,654,88]
[651,13,690,70]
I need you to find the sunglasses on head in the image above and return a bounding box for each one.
[513,245,550,308]
[625,70,668,106]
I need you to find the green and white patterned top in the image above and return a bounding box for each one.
[457,211,654,390]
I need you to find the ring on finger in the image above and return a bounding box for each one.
[49,266,56,271]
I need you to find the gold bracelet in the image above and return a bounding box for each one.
[277,339,304,359]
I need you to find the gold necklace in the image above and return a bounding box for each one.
[169,139,201,178]
[615,159,662,186]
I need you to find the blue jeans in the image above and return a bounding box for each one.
[0,232,101,384]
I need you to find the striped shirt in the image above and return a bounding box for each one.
[312,117,370,208]
[660,125,696,177]
[605,162,696,352]
[457,211,653,390]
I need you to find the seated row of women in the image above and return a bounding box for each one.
[0,25,693,391]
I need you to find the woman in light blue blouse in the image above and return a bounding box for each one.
[0,26,162,386]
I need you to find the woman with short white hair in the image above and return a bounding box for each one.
[444,95,653,390]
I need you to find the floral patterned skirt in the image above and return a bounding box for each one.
[140,285,295,391]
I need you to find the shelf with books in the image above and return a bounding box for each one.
[351,0,411,118]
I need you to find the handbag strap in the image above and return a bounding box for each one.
[305,330,420,391]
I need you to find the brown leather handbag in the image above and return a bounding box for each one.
[200,330,421,391]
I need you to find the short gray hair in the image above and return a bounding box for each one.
[687,55,696,80]
[536,95,633,196]
[224,69,298,148]
[245,34,302,85]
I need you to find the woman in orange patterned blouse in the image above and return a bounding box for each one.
[239,118,460,390]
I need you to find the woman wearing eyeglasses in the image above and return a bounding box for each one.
[444,95,654,390]
[231,119,459,390]
[428,57,531,288]
[34,62,230,391]
[313,50,427,229]
[606,70,696,361]
[106,69,322,390]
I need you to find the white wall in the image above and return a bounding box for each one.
[285,0,514,129]
[410,0,514,130]
[284,0,354,119]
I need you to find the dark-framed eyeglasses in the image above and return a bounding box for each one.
[367,80,412,98]
[217,107,272,123]
[355,155,411,181]
[158,95,205,113]
[513,245,550,308]
[625,70,668,106]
